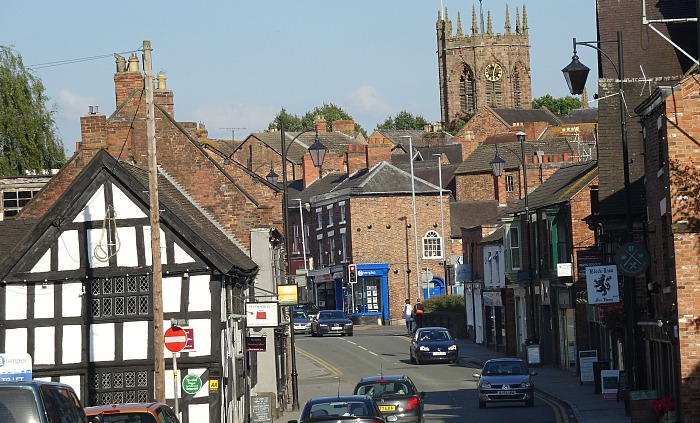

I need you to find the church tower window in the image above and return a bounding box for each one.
[486,80,503,108]
[459,66,476,112]
[513,68,522,108]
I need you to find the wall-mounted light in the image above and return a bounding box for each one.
[393,269,399,274]
[406,223,411,228]
[386,224,391,229]
[367,224,372,229]
[433,222,438,228]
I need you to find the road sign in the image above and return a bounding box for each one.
[164,326,187,353]
[182,373,202,395]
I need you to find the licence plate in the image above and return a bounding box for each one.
[433,351,446,356]
[378,405,396,411]
[497,390,516,395]
[331,326,342,330]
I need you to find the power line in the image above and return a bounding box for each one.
[27,50,139,70]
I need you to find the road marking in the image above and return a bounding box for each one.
[296,348,342,377]
[536,391,571,423]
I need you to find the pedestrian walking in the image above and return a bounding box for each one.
[413,299,425,331]
[402,299,413,334]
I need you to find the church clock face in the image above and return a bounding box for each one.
[485,63,503,82]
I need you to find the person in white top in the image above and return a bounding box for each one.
[402,298,413,334]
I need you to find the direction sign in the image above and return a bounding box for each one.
[182,373,202,395]
[164,326,187,353]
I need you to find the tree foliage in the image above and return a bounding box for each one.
[531,94,581,116]
[377,110,429,131]
[0,46,65,176]
[269,103,366,136]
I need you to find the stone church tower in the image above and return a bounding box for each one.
[437,4,532,127]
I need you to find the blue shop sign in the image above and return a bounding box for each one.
[357,269,380,277]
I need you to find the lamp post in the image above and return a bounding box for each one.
[433,154,448,291]
[562,31,636,390]
[490,131,536,344]
[400,136,422,300]
[267,120,327,411]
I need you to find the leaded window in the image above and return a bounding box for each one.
[422,230,443,259]
[90,275,151,319]
[88,368,151,406]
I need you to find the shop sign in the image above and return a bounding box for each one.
[585,265,620,305]
[357,269,380,277]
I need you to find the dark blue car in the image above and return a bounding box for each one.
[409,327,458,365]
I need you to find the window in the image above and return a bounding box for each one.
[90,275,151,319]
[88,368,150,406]
[3,189,40,218]
[341,232,347,262]
[316,208,323,230]
[339,202,346,223]
[508,227,521,270]
[327,205,334,226]
[512,67,522,108]
[459,66,476,112]
[304,224,310,254]
[317,241,324,266]
[505,174,515,192]
[328,236,336,265]
[292,224,300,253]
[422,230,443,258]
[486,80,503,108]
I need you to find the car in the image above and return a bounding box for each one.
[472,358,538,408]
[293,310,312,334]
[85,402,181,423]
[0,380,88,423]
[408,327,458,365]
[293,302,320,317]
[353,375,426,423]
[287,395,397,423]
[310,310,353,337]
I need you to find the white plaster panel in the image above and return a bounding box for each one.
[5,285,27,320]
[4,328,28,354]
[34,285,56,319]
[173,243,195,264]
[186,319,211,357]
[163,276,182,313]
[58,230,80,271]
[59,375,82,398]
[89,323,115,362]
[188,403,209,422]
[87,228,110,268]
[112,184,147,219]
[74,185,106,223]
[62,325,82,364]
[34,326,55,365]
[187,275,211,312]
[62,281,83,318]
[116,226,139,267]
[122,321,149,360]
[144,226,167,265]
[164,368,180,400]
[31,250,51,273]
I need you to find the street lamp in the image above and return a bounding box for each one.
[267,120,327,411]
[433,154,448,292]
[562,31,636,390]
[490,131,536,344]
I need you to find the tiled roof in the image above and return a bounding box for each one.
[199,139,242,157]
[492,108,564,126]
[376,130,456,148]
[561,108,598,124]
[540,123,598,142]
[0,219,39,259]
[392,144,463,167]
[250,130,357,164]
[450,200,504,235]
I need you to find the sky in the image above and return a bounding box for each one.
[4,1,597,156]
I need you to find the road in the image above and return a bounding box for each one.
[291,326,571,423]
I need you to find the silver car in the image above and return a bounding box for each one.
[473,358,537,408]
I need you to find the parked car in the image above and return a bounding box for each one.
[288,395,396,423]
[0,380,88,423]
[310,310,353,337]
[353,375,426,423]
[473,358,537,408]
[409,327,458,364]
[293,302,319,317]
[293,310,312,334]
[85,402,180,423]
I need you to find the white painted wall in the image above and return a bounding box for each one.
[89,323,115,361]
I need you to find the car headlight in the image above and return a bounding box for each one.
[344,323,353,328]
[521,379,532,388]
[448,345,457,351]
[419,346,430,351]
[479,380,492,389]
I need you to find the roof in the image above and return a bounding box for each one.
[491,108,564,126]
[506,161,598,213]
[247,130,357,165]
[376,130,456,148]
[450,201,503,234]
[561,108,598,124]
[539,123,597,142]
[357,375,411,383]
[392,144,463,167]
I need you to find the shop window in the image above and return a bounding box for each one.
[422,230,443,259]
[355,277,381,313]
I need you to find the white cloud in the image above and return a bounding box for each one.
[347,85,391,116]
[57,89,95,120]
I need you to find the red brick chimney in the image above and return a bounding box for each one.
[332,120,355,136]
[114,53,143,112]
[346,145,368,174]
[155,71,174,116]
[302,154,322,188]
[314,114,328,133]
[79,112,107,162]
[366,143,392,168]
[496,174,508,206]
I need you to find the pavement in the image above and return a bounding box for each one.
[277,324,630,423]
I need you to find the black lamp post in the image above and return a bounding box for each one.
[267,120,327,411]
[490,131,536,344]
[562,31,636,390]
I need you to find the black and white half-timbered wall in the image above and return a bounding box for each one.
[0,151,259,423]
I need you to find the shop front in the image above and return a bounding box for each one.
[351,264,390,325]
[307,265,345,311]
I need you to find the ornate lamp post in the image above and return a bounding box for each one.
[562,31,637,390]
[266,120,327,411]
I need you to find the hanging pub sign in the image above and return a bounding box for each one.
[585,265,620,305]
[245,302,279,327]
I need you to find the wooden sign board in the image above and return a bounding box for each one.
[629,390,658,423]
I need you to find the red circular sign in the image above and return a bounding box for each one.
[164,326,187,353]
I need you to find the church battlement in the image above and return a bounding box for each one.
[437,4,528,42]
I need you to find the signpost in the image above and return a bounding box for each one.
[164,326,187,416]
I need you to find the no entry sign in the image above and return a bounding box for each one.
[164,326,187,353]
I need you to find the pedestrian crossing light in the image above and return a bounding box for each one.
[349,264,357,284]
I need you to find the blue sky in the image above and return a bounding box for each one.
[5,1,597,155]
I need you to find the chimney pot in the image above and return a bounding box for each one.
[127,53,139,72]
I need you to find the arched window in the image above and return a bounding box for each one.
[486,80,503,108]
[459,65,476,112]
[512,67,522,108]
[422,230,444,259]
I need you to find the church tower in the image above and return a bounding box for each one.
[437,4,532,127]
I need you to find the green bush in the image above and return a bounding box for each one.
[423,294,465,313]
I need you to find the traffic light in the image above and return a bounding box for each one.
[348,264,357,284]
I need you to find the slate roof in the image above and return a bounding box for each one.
[0,150,257,281]
[540,123,598,142]
[455,139,581,175]
[561,108,598,124]
[247,130,357,164]
[392,144,463,167]
[491,108,564,126]
[377,130,456,148]
[450,200,503,235]
[505,160,598,214]
[199,138,243,158]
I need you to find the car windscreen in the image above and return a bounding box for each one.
[99,412,158,423]
[320,311,345,319]
[307,401,370,418]
[355,381,411,397]
[0,388,41,423]
[419,330,452,341]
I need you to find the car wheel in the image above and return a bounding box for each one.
[410,353,416,364]
[525,398,534,407]
[451,358,458,364]
[479,400,486,409]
